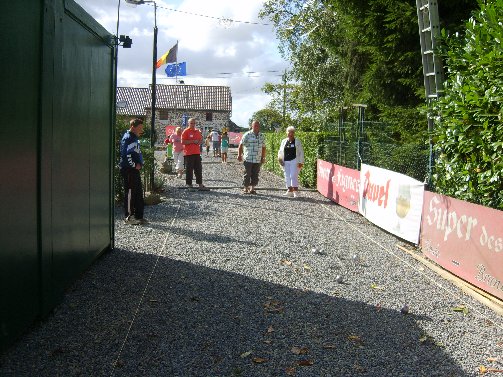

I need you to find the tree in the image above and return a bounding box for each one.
[259,0,477,141]
[432,0,503,209]
[249,108,285,131]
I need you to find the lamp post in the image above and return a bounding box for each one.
[125,0,157,190]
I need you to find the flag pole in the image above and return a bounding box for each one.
[175,40,179,84]
[150,1,158,191]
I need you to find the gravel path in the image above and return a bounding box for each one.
[1,148,502,376]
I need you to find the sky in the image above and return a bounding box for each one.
[74,0,289,127]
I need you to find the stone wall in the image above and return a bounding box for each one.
[145,109,230,144]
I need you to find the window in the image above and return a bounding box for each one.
[205,112,213,121]
[159,109,169,120]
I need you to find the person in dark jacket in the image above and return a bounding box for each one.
[119,118,147,225]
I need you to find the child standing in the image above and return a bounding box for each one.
[221,132,229,163]
[205,134,211,156]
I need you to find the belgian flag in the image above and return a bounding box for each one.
[156,41,178,69]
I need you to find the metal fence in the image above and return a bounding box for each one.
[322,121,429,182]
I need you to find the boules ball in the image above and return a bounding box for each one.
[400,304,409,315]
[336,275,343,284]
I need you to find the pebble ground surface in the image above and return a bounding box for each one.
[1,149,502,377]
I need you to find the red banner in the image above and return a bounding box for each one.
[421,192,503,300]
[165,125,177,137]
[317,159,360,212]
[228,132,242,146]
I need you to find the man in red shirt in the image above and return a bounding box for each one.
[181,118,209,190]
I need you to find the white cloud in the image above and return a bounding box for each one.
[74,0,288,127]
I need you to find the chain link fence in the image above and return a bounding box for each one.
[322,121,429,182]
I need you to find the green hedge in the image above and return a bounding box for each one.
[264,132,335,188]
[432,0,503,209]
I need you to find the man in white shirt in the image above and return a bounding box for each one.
[211,129,220,157]
[238,120,266,194]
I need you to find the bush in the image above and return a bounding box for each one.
[432,0,503,209]
[264,132,335,188]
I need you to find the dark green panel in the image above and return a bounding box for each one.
[0,1,42,351]
[50,8,91,294]
[1,0,113,350]
[89,45,114,254]
[46,1,113,305]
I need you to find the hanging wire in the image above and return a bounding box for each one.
[140,2,271,26]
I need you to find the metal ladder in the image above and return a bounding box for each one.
[416,0,444,184]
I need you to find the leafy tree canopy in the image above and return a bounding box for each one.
[249,108,285,131]
[259,0,476,139]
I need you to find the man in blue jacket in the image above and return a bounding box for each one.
[119,118,147,225]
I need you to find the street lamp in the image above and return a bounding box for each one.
[125,0,157,190]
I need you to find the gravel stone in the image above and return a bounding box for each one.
[1,148,502,376]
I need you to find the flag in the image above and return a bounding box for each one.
[156,42,178,69]
[165,62,187,77]
[182,114,189,127]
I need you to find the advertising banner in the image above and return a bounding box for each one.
[317,159,360,212]
[165,125,177,137]
[228,132,242,146]
[359,164,424,244]
[421,192,503,300]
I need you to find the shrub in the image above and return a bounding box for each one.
[432,0,503,209]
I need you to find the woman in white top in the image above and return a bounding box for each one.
[169,127,184,178]
[278,126,305,197]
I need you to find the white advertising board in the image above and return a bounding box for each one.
[359,164,424,244]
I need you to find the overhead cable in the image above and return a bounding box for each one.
[140,3,271,26]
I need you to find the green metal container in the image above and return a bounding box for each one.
[0,0,114,351]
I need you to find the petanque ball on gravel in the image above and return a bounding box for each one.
[352,254,359,263]
[335,275,343,284]
[400,304,410,315]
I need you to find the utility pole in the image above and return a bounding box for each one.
[150,2,157,191]
[282,69,287,130]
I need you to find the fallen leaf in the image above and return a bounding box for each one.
[263,339,272,345]
[252,357,267,364]
[419,336,429,343]
[354,363,366,373]
[452,305,469,315]
[240,351,253,358]
[348,335,364,347]
[487,357,498,362]
[297,359,314,366]
[291,346,309,355]
[303,264,311,271]
[266,325,274,334]
[322,344,337,349]
[280,259,293,266]
[370,283,385,290]
[480,365,488,374]
[285,367,296,376]
[264,299,284,314]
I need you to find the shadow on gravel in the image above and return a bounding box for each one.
[146,225,258,247]
[195,195,363,225]
[0,249,468,377]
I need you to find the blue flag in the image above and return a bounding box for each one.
[165,62,187,77]
[181,114,189,127]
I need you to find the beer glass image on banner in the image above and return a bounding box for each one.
[395,184,412,232]
[359,164,424,244]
